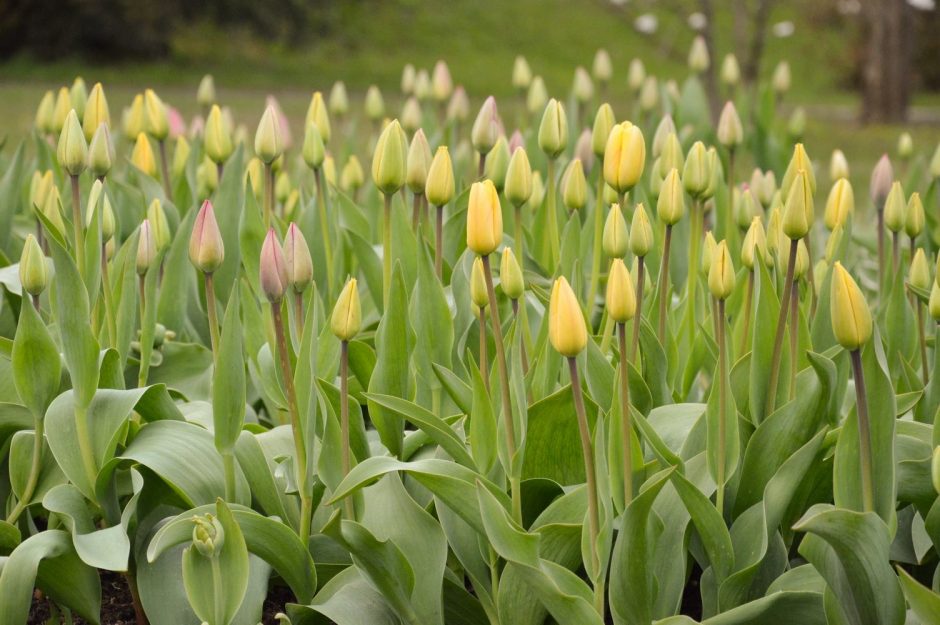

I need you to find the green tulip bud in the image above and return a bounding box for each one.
[57,109,88,176]
[906,192,925,239]
[682,140,710,198]
[101,195,115,241]
[484,136,511,192]
[910,248,930,291]
[275,171,291,204]
[788,107,806,140]
[401,97,422,134]
[702,147,724,200]
[513,55,533,90]
[329,81,349,117]
[781,143,816,199]
[830,262,872,350]
[255,105,283,164]
[87,123,113,178]
[825,224,844,264]
[70,77,87,119]
[562,159,587,211]
[659,132,684,175]
[83,83,110,141]
[35,90,55,134]
[708,240,735,300]
[147,199,171,252]
[526,76,548,115]
[205,105,233,165]
[284,222,313,293]
[19,234,48,296]
[824,178,854,231]
[144,88,169,141]
[607,258,636,322]
[720,54,740,86]
[782,169,813,240]
[472,96,500,154]
[630,203,654,258]
[192,514,225,558]
[658,168,685,226]
[447,86,470,122]
[603,203,629,258]
[470,257,489,309]
[414,69,431,102]
[932,446,940,496]
[407,129,433,194]
[197,74,216,109]
[426,146,455,207]
[772,61,791,94]
[702,231,717,276]
[530,171,546,209]
[766,205,781,266]
[538,99,568,159]
[741,217,768,270]
[401,64,416,95]
[305,91,331,144]
[341,155,365,193]
[688,35,710,73]
[52,87,72,135]
[594,49,613,85]
[572,66,594,103]
[830,149,849,182]
[197,156,219,198]
[372,119,408,196]
[884,182,906,233]
[736,187,761,230]
[302,122,326,170]
[931,282,940,321]
[504,147,533,208]
[651,115,675,158]
[897,132,913,160]
[331,278,361,341]
[930,144,940,180]
[627,58,646,91]
[717,101,743,148]
[365,85,385,121]
[172,136,191,179]
[137,220,158,276]
[500,247,525,300]
[592,103,616,157]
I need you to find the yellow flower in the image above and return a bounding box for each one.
[406,129,433,194]
[57,109,88,176]
[549,277,587,357]
[538,98,568,159]
[657,168,685,226]
[606,258,636,322]
[205,105,233,165]
[910,248,930,291]
[304,91,331,144]
[741,217,768,270]
[708,240,735,300]
[603,122,646,193]
[591,103,616,157]
[830,262,873,350]
[782,169,813,241]
[131,133,157,178]
[562,159,587,211]
[426,146,455,207]
[466,180,503,256]
[823,178,854,231]
[906,192,925,239]
[371,119,408,195]
[331,278,361,341]
[144,88,168,141]
[504,147,533,208]
[602,204,629,258]
[83,82,110,141]
[470,258,489,309]
[682,141,710,198]
[630,203,654,257]
[500,248,524,300]
[883,181,906,234]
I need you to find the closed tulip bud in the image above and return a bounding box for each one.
[787,107,806,140]
[870,154,893,208]
[572,66,594,103]
[131,133,157,177]
[825,224,844,264]
[29,171,50,210]
[52,87,72,135]
[85,178,104,225]
[782,169,813,240]
[708,240,735,300]
[549,277,587,357]
[137,220,158,275]
[401,97,422,134]
[255,105,283,164]
[702,148,723,201]
[260,229,288,303]
[305,92,331,144]
[245,158,264,198]
[593,49,613,84]
[426,146,455,207]
[758,169,777,207]
[87,123,113,177]
[101,195,115,241]
[658,168,685,225]
[40,185,67,236]
[793,240,810,278]
[197,75,216,109]
[35,90,55,134]
[188,200,224,274]
[82,83,110,141]
[197,156,219,197]
[407,129,433,194]
[484,136,511,191]
[500,248,524,300]
[329,81,349,117]
[147,199,171,252]
[830,262,872,350]
[720,54,740,86]
[607,258,636,322]
[627,58,646,91]
[466,180,503,255]
[575,129,595,173]
[283,223,313,293]
[372,119,408,195]
[331,278,361,341]
[884,182,906,233]
[472,96,500,154]
[682,141,710,198]
[341,155,365,192]
[772,61,791,94]
[401,65,416,95]
[906,193,925,239]
[767,206,781,265]
[910,248,930,291]
[19,234,48,296]
[365,86,385,121]
[414,70,431,101]
[604,122,646,193]
[931,144,940,180]
[57,110,88,176]
[504,147,533,207]
[562,159,587,211]
[824,178,854,231]
[192,514,225,558]
[275,171,291,204]
[205,105,233,164]
[513,56,533,90]
[302,123,326,171]
[659,132,684,175]
[830,149,849,182]
[688,35,710,73]
[631,204,654,258]
[717,101,743,148]
[143,89,169,141]
[70,77,87,119]
[897,132,913,160]
[741,217,768,270]
[930,282,940,321]
[603,203,629,258]
[530,171,546,207]
[781,143,816,199]
[639,76,659,112]
[527,76,548,115]
[651,115,676,158]
[736,187,762,230]
[447,86,470,122]
[470,258,489,309]
[432,60,453,102]
[538,99,568,159]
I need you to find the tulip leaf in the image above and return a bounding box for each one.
[11,297,61,419]
[523,384,599,485]
[42,483,130,571]
[214,286,246,455]
[896,566,940,625]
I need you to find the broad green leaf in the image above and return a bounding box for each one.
[523,384,599,485]
[11,297,61,419]
[295,566,399,625]
[897,566,940,625]
[42,483,130,571]
[410,243,453,407]
[8,430,65,506]
[747,257,779,424]
[214,287,246,454]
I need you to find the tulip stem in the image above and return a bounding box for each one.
[546,159,560,268]
[739,270,753,357]
[138,274,149,388]
[657,225,673,342]
[272,304,312,544]
[31,293,41,312]
[788,278,800,399]
[567,357,603,618]
[478,152,486,179]
[383,193,393,308]
[617,322,633,507]
[726,149,735,236]
[435,204,444,279]
[766,238,798,417]
[891,231,900,277]
[587,173,606,324]
[340,340,355,519]
[481,254,521,524]
[158,140,172,199]
[917,303,929,386]
[686,200,703,345]
[70,174,84,274]
[716,298,728,517]
[479,306,489,392]
[412,193,422,233]
[314,169,335,296]
[511,299,529,375]
[5,418,44,524]
[101,243,117,348]
[513,204,525,268]
[222,453,236,502]
[631,256,646,363]
[263,163,274,229]
[293,291,305,340]
[204,273,220,363]
[876,208,885,294]
[849,348,874,513]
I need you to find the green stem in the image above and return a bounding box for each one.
[876,208,885,297]
[263,163,274,228]
[158,140,172,199]
[686,200,703,344]
[70,175,84,275]
[657,225,674,342]
[631,256,646,363]
[412,192,422,233]
[617,323,633,507]
[481,254,522,524]
[315,169,335,295]
[75,403,98,498]
[918,304,929,386]
[101,243,117,348]
[546,159,560,268]
[765,238,798,417]
[514,204,525,268]
[435,204,444,279]
[738,270,753,357]
[6,418,45,524]
[849,349,874,513]
[222,452,236,502]
[211,556,225,625]
[479,306,489,392]
[788,277,799,399]
[587,169,606,323]
[205,273,220,364]
[137,274,149,388]
[340,341,355,519]
[891,231,900,278]
[716,298,728,517]
[383,193,393,308]
[512,299,528,375]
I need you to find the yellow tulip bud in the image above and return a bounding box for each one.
[414,69,431,101]
[70,77,87,120]
[527,76,548,115]
[137,220,158,276]
[592,103,616,157]
[720,54,740,86]
[329,81,349,117]
[500,248,524,300]
[57,109,88,176]
[471,96,500,154]
[930,281,940,321]
[484,136,511,192]
[604,122,646,193]
[630,203,654,258]
[910,248,930,291]
[830,262,872,350]
[144,89,169,141]
[538,99,568,159]
[255,105,283,164]
[19,234,48,296]
[741,217,768,270]
[766,206,781,267]
[87,123,113,178]
[407,129,433,194]
[302,122,326,170]
[562,159,587,211]
[897,132,913,160]
[400,97,422,134]
[688,35,710,73]
[331,278,361,341]
[657,168,685,226]
[788,107,807,140]
[781,143,816,199]
[466,180,503,256]
[341,155,365,192]
[131,133,158,178]
[717,101,743,148]
[772,61,791,94]
[426,146,455,207]
[607,258,636,322]
[189,200,225,274]
[35,90,55,134]
[782,169,813,241]
[593,48,613,84]
[824,178,854,231]
[702,147,723,201]
[906,193,925,239]
[708,240,735,300]
[513,56,533,90]
[602,203,629,258]
[147,199,171,252]
[470,258,489,309]
[830,149,849,182]
[627,58,646,92]
[197,156,219,198]
[304,91,331,144]
[275,171,291,204]
[205,105,233,165]
[549,276,587,357]
[52,87,72,135]
[505,147,533,208]
[197,75,216,109]
[682,141,710,198]
[572,66,594,104]
[372,119,408,195]
[365,85,385,121]
[870,154,893,207]
[284,222,313,293]
[736,187,761,230]
[83,83,110,141]
[793,239,809,278]
[883,182,906,233]
[702,231,717,276]
[659,132,684,175]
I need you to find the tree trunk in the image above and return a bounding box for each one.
[861,0,911,123]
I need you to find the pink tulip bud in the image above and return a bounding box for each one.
[260,228,288,303]
[283,222,313,293]
[508,130,525,155]
[869,154,893,208]
[189,200,224,274]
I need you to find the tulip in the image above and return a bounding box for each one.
[772,61,791,95]
[305,91,331,144]
[720,54,740,88]
[259,229,288,304]
[538,99,568,159]
[329,81,349,118]
[830,149,850,182]
[550,276,587,357]
[341,155,365,195]
[197,75,216,112]
[426,147,456,277]
[782,170,813,241]
[284,222,313,326]
[603,122,646,198]
[255,105,283,165]
[331,278,361,342]
[572,66,594,104]
[562,159,587,211]
[52,88,72,135]
[707,241,734,301]
[400,97,422,135]
[688,35,710,73]
[130,133,157,178]
[137,220,158,276]
[906,192,925,250]
[603,204,629,259]
[607,259,636,323]
[717,101,743,149]
[35,90,55,135]
[19,234,47,302]
[205,105,233,167]
[592,104,616,158]
[58,109,88,176]
[884,181,906,274]
[70,77,87,120]
[432,60,453,102]
[447,86,470,123]
[659,132,684,175]
[931,144,940,180]
[365,85,385,121]
[467,180,503,256]
[500,248,525,302]
[407,128,432,199]
[144,89,169,141]
[930,281,940,321]
[147,199,171,253]
[471,96,500,160]
[505,147,533,209]
[512,56,533,91]
[898,132,913,161]
[627,58,646,92]
[526,77,548,115]
[484,136,511,192]
[83,83,110,141]
[824,179,854,231]
[683,141,710,199]
[593,49,613,86]
[87,123,113,179]
[372,120,408,196]
[400,64,416,95]
[414,69,431,101]
[189,200,224,275]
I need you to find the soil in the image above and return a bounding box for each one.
[28,574,298,625]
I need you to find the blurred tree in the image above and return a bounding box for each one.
[859,0,912,123]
